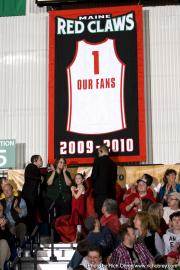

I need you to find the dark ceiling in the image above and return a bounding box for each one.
[36,0,180,8]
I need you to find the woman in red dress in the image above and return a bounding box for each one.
[70,173,85,235]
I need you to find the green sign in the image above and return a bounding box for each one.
[0,139,16,168]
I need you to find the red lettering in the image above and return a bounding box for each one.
[77,80,81,90]
[96,78,100,88]
[111,78,115,88]
[77,79,93,90]
[105,78,110,88]
[100,78,105,88]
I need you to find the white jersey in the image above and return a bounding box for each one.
[66,38,126,134]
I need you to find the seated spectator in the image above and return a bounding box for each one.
[163,192,180,224]
[0,177,18,200]
[120,176,156,218]
[85,216,118,258]
[67,239,91,270]
[134,211,165,263]
[158,169,180,206]
[124,174,154,199]
[0,201,11,270]
[109,224,154,270]
[148,203,168,237]
[1,183,27,245]
[163,211,180,255]
[100,199,121,235]
[67,216,118,270]
[80,246,107,270]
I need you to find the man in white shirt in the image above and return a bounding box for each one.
[80,246,107,270]
[163,211,180,255]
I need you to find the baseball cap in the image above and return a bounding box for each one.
[137,178,148,185]
[168,191,180,201]
[137,174,153,187]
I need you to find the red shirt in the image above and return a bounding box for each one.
[100,213,121,234]
[120,190,156,218]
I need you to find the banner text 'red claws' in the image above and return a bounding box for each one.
[57,13,135,35]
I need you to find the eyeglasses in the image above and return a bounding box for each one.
[169,198,178,201]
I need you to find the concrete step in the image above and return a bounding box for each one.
[35,249,75,261]
[17,261,68,270]
[17,242,76,269]
[37,243,76,261]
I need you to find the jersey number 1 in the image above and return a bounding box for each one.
[92,51,99,75]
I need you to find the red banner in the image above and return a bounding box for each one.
[48,5,145,164]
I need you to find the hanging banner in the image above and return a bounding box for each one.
[49,5,145,164]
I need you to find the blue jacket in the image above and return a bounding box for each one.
[158,184,180,201]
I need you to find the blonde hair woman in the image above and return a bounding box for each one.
[148,203,168,237]
[134,211,165,263]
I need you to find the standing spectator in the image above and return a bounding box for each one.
[120,177,156,219]
[163,192,180,224]
[109,224,154,270]
[1,183,27,245]
[91,145,117,217]
[70,173,86,236]
[163,211,180,255]
[0,201,11,270]
[158,169,180,206]
[22,155,43,234]
[46,157,72,216]
[100,199,121,235]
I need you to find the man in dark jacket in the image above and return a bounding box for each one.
[22,155,43,234]
[91,145,117,217]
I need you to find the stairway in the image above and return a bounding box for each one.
[14,243,77,270]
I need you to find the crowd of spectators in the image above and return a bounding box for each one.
[0,150,180,270]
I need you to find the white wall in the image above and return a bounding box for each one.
[0,11,48,166]
[145,6,180,164]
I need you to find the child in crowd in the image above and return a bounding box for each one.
[70,173,86,235]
